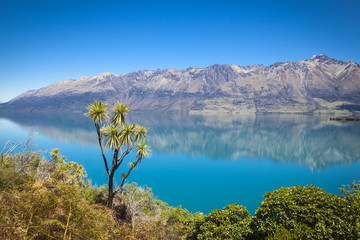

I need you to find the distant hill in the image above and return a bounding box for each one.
[1,54,360,113]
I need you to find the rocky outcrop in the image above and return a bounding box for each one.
[1,54,360,113]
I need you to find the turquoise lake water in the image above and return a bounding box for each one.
[0,112,359,215]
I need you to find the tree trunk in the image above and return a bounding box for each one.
[108,172,114,208]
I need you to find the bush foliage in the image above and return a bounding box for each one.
[0,145,187,239]
[0,143,359,239]
[252,185,358,239]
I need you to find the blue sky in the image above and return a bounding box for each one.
[0,0,360,102]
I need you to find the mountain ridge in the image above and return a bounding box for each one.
[1,54,360,113]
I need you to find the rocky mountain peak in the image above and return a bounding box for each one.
[96,72,118,79]
[347,60,360,68]
[269,62,284,68]
[309,54,344,65]
[310,54,330,61]
[186,66,197,71]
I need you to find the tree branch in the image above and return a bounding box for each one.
[63,200,72,240]
[116,140,136,169]
[112,148,119,170]
[95,123,110,176]
[4,141,23,156]
[0,140,10,156]
[114,156,143,195]
[26,207,37,234]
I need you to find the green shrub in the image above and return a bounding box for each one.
[162,206,192,225]
[186,203,253,240]
[340,181,360,239]
[252,185,356,239]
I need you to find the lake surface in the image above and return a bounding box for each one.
[0,111,359,215]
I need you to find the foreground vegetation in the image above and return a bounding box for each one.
[0,143,359,239]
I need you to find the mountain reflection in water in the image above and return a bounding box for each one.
[1,111,359,170]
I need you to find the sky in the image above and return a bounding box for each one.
[0,0,360,102]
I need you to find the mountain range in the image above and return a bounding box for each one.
[1,54,360,113]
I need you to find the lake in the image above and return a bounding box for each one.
[0,111,359,215]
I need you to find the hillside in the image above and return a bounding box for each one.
[1,54,360,113]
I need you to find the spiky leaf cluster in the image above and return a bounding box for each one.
[86,100,149,151]
[85,100,108,125]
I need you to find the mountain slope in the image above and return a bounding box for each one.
[1,54,360,113]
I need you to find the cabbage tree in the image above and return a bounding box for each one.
[85,100,150,208]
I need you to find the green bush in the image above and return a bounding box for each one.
[252,185,356,239]
[0,181,116,239]
[0,148,116,239]
[186,203,253,240]
[162,206,192,225]
[0,147,191,239]
[340,181,360,239]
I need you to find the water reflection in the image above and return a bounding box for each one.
[1,111,359,170]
